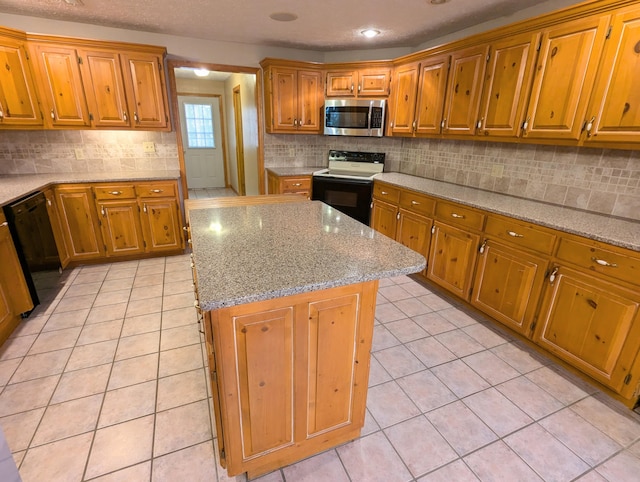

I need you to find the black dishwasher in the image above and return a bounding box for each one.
[3,191,61,312]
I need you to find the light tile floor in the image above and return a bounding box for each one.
[1,256,639,481]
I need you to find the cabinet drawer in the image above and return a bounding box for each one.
[399,190,435,217]
[435,201,484,231]
[135,182,177,198]
[373,183,400,203]
[93,184,136,200]
[281,177,311,192]
[485,215,557,254]
[556,237,640,286]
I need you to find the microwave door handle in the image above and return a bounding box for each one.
[367,104,373,135]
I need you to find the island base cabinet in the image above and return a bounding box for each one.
[534,266,640,398]
[205,281,378,478]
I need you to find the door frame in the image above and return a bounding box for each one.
[178,93,229,189]
[167,60,265,198]
[233,85,246,196]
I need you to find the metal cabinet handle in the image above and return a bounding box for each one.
[411,200,420,205]
[396,212,400,220]
[381,191,388,195]
[549,266,559,283]
[101,206,106,216]
[50,109,56,120]
[47,199,52,207]
[585,116,596,137]
[350,84,354,93]
[477,118,484,129]
[441,118,447,129]
[451,213,465,219]
[123,111,128,122]
[134,112,139,123]
[412,120,416,132]
[0,221,8,228]
[108,191,122,195]
[507,230,524,238]
[292,183,302,187]
[479,240,487,254]
[143,203,148,213]
[0,105,4,119]
[522,116,530,135]
[591,257,617,268]
[150,189,163,194]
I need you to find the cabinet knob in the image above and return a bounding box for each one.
[350,84,354,93]
[591,257,617,268]
[506,230,524,238]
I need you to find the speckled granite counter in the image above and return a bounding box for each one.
[188,200,426,310]
[0,170,180,206]
[265,166,325,176]
[375,173,640,252]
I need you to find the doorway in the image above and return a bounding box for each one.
[167,60,265,199]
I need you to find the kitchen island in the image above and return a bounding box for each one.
[188,198,425,479]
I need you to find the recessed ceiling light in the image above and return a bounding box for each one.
[361,29,380,38]
[194,69,210,77]
[269,12,298,22]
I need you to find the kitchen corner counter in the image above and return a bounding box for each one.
[375,172,640,252]
[265,166,325,176]
[188,200,425,311]
[0,170,181,206]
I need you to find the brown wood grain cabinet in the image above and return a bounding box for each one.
[43,187,70,269]
[94,185,146,257]
[266,171,312,198]
[0,27,43,128]
[137,181,184,253]
[204,281,377,478]
[0,211,34,345]
[325,68,391,97]
[262,62,323,134]
[388,61,421,135]
[414,54,450,136]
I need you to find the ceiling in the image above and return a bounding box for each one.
[0,0,585,51]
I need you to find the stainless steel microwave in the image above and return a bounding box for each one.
[324,99,386,137]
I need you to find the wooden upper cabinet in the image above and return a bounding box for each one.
[388,62,420,135]
[29,42,91,127]
[477,32,540,138]
[325,68,391,97]
[584,4,640,144]
[523,14,611,140]
[265,66,322,133]
[441,44,490,136]
[0,29,42,127]
[120,51,169,129]
[415,54,450,135]
[78,48,130,128]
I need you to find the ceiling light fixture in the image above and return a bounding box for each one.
[194,69,210,77]
[361,29,380,38]
[269,12,298,22]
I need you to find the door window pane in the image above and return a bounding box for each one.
[184,103,215,148]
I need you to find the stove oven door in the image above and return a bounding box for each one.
[311,176,373,225]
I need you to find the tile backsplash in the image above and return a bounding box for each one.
[0,130,180,174]
[264,134,640,221]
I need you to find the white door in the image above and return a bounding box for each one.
[179,96,225,189]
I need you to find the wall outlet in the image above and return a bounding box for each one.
[74,148,84,159]
[143,141,156,153]
[491,164,504,178]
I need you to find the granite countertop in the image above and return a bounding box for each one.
[266,166,326,176]
[189,200,426,310]
[0,170,181,206]
[376,173,640,252]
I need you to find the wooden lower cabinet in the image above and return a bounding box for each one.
[370,199,398,238]
[534,266,640,397]
[396,209,431,276]
[471,240,548,336]
[427,221,480,301]
[43,188,70,268]
[55,184,105,260]
[0,212,33,345]
[266,171,312,198]
[139,197,183,252]
[96,199,146,257]
[204,281,377,478]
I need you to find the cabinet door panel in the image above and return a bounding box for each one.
[121,52,168,129]
[297,70,322,131]
[397,210,432,256]
[524,15,610,140]
[98,200,145,257]
[472,241,547,335]
[586,5,640,143]
[389,62,420,135]
[0,39,42,126]
[535,267,640,392]
[271,68,297,130]
[442,44,489,136]
[44,188,70,268]
[306,294,359,435]
[427,221,479,300]
[358,69,391,97]
[479,33,539,137]
[415,55,449,135]
[370,199,398,238]
[30,43,90,127]
[79,49,130,128]
[55,186,104,260]
[139,198,183,252]
[326,71,355,97]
